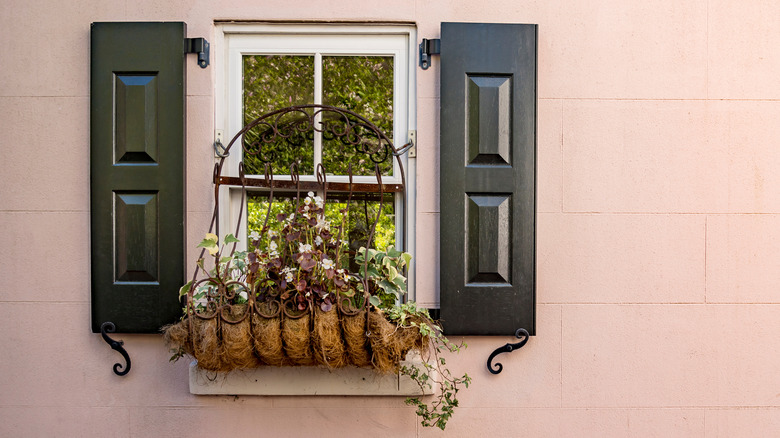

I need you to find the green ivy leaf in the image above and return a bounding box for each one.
[386,246,402,258]
[178,280,194,299]
[224,233,240,244]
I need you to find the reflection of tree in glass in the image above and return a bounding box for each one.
[322,56,394,177]
[248,192,395,269]
[243,55,314,175]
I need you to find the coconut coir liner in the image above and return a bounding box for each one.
[220,304,262,370]
[341,311,372,367]
[311,307,348,368]
[281,312,314,365]
[251,303,287,366]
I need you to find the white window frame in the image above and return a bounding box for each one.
[214,23,418,300]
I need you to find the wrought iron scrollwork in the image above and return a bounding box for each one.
[100,322,131,376]
[486,328,529,375]
[184,104,410,337]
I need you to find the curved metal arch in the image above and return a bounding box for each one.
[186,104,409,327]
[215,104,406,189]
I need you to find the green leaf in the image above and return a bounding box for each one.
[392,275,407,289]
[197,237,218,248]
[369,295,381,307]
[178,280,194,298]
[386,265,398,280]
[401,252,412,267]
[386,246,402,258]
[377,279,396,293]
[224,233,240,244]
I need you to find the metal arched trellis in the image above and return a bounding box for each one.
[184,104,410,332]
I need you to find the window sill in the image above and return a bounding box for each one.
[188,356,434,396]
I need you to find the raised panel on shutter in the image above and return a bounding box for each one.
[440,22,537,336]
[91,22,186,333]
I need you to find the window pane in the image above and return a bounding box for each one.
[322,56,394,177]
[247,192,395,270]
[243,55,315,175]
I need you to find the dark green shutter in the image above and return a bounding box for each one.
[91,22,186,333]
[439,23,537,336]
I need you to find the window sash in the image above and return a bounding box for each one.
[215,23,417,300]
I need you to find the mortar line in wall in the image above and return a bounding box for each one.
[0,95,89,98]
[703,408,708,437]
[0,300,88,304]
[544,302,780,306]
[414,406,780,413]
[706,0,710,100]
[1,210,88,213]
[539,97,780,102]
[560,305,563,407]
[552,212,779,216]
[560,99,565,213]
[704,215,708,303]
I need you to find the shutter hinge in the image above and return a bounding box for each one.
[185,37,210,68]
[407,130,417,157]
[419,38,440,70]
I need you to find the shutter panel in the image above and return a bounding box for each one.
[91,22,186,333]
[439,22,537,336]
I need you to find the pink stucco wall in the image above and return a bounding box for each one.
[2,1,780,436]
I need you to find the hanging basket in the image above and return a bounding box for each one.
[162,104,428,373]
[163,305,427,373]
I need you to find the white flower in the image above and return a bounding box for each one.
[316,217,330,231]
[298,243,312,253]
[305,291,311,297]
[285,272,294,283]
[307,191,315,198]
[337,269,344,275]
[314,195,324,209]
[314,235,323,246]
[329,237,337,245]
[267,230,277,238]
[321,258,335,270]
[249,230,261,240]
[268,241,278,251]
[268,250,279,258]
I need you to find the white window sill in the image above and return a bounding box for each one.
[189,356,434,396]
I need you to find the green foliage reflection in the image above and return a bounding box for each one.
[323,56,394,176]
[248,192,395,268]
[243,55,314,175]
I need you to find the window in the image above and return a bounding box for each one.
[215,23,417,299]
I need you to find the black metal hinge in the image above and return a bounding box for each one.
[186,37,210,68]
[419,38,440,70]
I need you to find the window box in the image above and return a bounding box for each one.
[188,355,434,396]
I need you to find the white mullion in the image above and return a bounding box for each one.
[313,52,323,174]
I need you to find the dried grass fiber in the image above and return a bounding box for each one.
[281,312,314,365]
[341,312,372,367]
[311,307,347,368]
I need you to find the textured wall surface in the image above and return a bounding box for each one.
[2,1,779,436]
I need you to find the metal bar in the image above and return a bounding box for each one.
[218,176,404,193]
